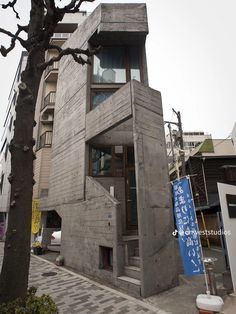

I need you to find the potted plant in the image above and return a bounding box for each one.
[32,241,43,255]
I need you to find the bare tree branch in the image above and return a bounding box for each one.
[0,26,27,56]
[38,45,101,70]
[57,0,95,13]
[2,0,20,19]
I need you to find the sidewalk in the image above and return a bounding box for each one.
[0,243,165,314]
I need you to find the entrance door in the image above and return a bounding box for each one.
[125,147,138,230]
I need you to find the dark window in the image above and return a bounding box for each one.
[127,146,135,165]
[92,147,112,176]
[91,146,124,177]
[100,246,113,271]
[224,166,236,182]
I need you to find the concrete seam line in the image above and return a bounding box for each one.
[32,254,169,313]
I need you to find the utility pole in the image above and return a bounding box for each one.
[172,108,186,176]
[167,123,175,165]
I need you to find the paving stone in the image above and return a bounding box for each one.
[0,243,166,314]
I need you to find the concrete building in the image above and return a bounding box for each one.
[0,4,178,297]
[0,51,28,239]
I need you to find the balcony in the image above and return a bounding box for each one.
[41,92,56,113]
[44,62,59,82]
[38,131,53,150]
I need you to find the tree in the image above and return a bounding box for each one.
[0,0,98,303]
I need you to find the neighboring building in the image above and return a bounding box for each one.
[32,11,88,243]
[0,51,28,239]
[166,130,212,165]
[183,139,236,246]
[0,4,178,297]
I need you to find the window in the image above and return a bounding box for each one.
[91,46,142,110]
[91,146,124,177]
[91,90,115,109]
[93,47,126,83]
[92,147,112,176]
[100,246,113,271]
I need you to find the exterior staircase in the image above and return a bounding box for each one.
[117,236,141,296]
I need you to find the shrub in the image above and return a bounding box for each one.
[0,287,58,314]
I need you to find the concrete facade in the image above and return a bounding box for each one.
[40,4,178,297]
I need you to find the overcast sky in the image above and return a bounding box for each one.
[0,0,235,142]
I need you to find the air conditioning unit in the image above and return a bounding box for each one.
[41,113,54,122]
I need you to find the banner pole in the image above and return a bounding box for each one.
[187,176,210,294]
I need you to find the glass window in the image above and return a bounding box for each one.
[92,147,112,176]
[93,47,126,83]
[114,153,124,177]
[130,47,141,81]
[91,90,115,109]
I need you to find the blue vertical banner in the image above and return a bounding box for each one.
[172,177,204,276]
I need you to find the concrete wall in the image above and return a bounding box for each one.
[131,80,178,297]
[60,176,123,282]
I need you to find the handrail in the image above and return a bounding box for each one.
[38,131,53,149]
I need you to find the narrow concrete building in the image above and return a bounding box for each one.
[40,3,178,297]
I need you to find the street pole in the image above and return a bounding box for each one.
[172,109,186,176]
[167,123,175,165]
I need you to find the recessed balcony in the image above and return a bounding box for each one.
[44,62,59,82]
[41,92,56,113]
[38,131,53,150]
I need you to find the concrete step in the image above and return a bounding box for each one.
[134,247,139,257]
[124,265,141,280]
[129,256,140,267]
[117,276,141,297]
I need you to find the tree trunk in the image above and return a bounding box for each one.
[0,0,45,303]
[0,52,44,303]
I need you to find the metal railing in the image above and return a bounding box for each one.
[41,91,56,111]
[51,33,71,39]
[45,62,59,78]
[38,131,53,149]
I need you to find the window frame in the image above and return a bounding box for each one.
[90,45,143,111]
[90,145,125,178]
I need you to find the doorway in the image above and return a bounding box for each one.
[125,147,138,231]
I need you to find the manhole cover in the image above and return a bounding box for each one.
[41,271,57,277]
